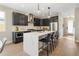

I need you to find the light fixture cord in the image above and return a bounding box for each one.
[38,3,39,10]
[48,7,51,17]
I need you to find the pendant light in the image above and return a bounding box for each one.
[37,3,40,14]
[48,7,51,18]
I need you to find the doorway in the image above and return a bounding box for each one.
[63,17,75,41]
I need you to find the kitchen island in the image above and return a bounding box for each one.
[23,31,54,56]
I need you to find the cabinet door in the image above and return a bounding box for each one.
[23,15,28,25]
[13,13,19,25]
[34,18,40,26]
[50,16,58,22]
[42,19,50,26]
[19,14,24,25]
[19,14,28,25]
[13,12,28,26]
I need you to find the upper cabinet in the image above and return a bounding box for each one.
[34,18,41,26]
[50,16,58,22]
[42,19,50,26]
[34,16,58,26]
[12,12,28,26]
[34,18,50,26]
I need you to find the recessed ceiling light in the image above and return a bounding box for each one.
[37,10,40,14]
[34,10,36,12]
[41,8,44,10]
[48,15,51,18]
[21,5,25,8]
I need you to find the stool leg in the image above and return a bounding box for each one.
[52,40,55,51]
[47,44,49,56]
[55,41,57,48]
[50,42,52,54]
[52,41,54,51]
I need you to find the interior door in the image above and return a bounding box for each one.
[63,17,74,36]
[63,18,68,36]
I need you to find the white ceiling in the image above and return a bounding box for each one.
[0,3,78,18]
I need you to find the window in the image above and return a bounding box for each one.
[0,11,5,32]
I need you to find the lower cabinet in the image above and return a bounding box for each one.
[12,31,31,44]
[12,32,23,44]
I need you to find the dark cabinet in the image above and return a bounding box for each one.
[12,31,31,43]
[13,12,28,26]
[13,12,19,25]
[12,32,23,43]
[34,18,41,26]
[42,19,50,26]
[23,15,28,25]
[50,16,58,22]
[34,16,58,26]
[34,18,50,26]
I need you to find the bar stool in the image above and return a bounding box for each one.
[39,34,52,56]
[55,31,59,47]
[51,32,57,51]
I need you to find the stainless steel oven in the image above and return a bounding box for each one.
[16,32,23,38]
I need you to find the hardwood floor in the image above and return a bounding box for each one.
[0,43,28,56]
[52,36,79,56]
[0,36,79,56]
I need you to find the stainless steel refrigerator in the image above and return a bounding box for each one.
[50,22,58,31]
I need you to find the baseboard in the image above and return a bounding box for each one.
[59,37,63,40]
[6,41,12,45]
[75,40,79,43]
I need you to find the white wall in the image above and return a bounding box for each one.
[58,12,63,38]
[63,9,74,17]
[0,5,13,44]
[75,8,79,42]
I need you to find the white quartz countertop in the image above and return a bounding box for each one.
[24,31,54,36]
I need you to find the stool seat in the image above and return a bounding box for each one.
[39,38,51,43]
